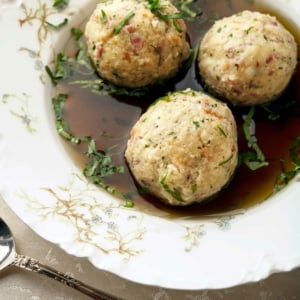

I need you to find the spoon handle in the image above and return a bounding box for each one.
[12,254,119,300]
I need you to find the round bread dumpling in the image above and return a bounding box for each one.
[84,0,191,88]
[198,10,298,106]
[125,89,238,206]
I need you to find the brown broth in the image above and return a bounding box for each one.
[57,0,300,218]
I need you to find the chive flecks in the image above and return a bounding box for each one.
[219,153,233,166]
[114,11,135,34]
[147,0,184,32]
[168,0,203,20]
[216,125,227,137]
[245,26,254,34]
[160,174,184,202]
[100,9,108,23]
[173,19,183,33]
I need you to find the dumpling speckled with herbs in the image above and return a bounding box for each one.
[125,89,238,206]
[84,0,191,88]
[198,10,298,106]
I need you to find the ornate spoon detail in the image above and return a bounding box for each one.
[0,217,120,300]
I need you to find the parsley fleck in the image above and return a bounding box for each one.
[160,174,184,202]
[100,9,108,24]
[240,106,268,170]
[193,120,200,128]
[53,0,68,9]
[191,183,197,193]
[46,18,68,30]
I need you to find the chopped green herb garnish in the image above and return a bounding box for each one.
[71,27,83,40]
[173,19,183,33]
[191,183,197,193]
[170,0,202,20]
[274,168,299,192]
[193,120,200,128]
[84,138,124,179]
[45,28,94,85]
[53,0,68,9]
[124,200,134,208]
[290,136,300,165]
[69,79,105,94]
[52,94,89,143]
[160,174,184,202]
[52,93,127,201]
[100,9,108,24]
[114,11,135,34]
[245,26,254,34]
[147,0,184,32]
[45,28,147,96]
[219,153,233,166]
[216,125,227,137]
[46,18,68,30]
[240,106,268,170]
[274,137,300,191]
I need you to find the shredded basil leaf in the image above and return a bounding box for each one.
[239,152,268,171]
[240,106,268,170]
[274,136,300,191]
[45,28,148,96]
[52,93,128,201]
[52,94,89,143]
[290,136,300,165]
[84,138,124,179]
[274,169,298,192]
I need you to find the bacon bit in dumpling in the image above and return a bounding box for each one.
[130,35,143,51]
[94,44,103,58]
[125,24,135,33]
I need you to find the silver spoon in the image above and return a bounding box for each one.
[0,217,120,300]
